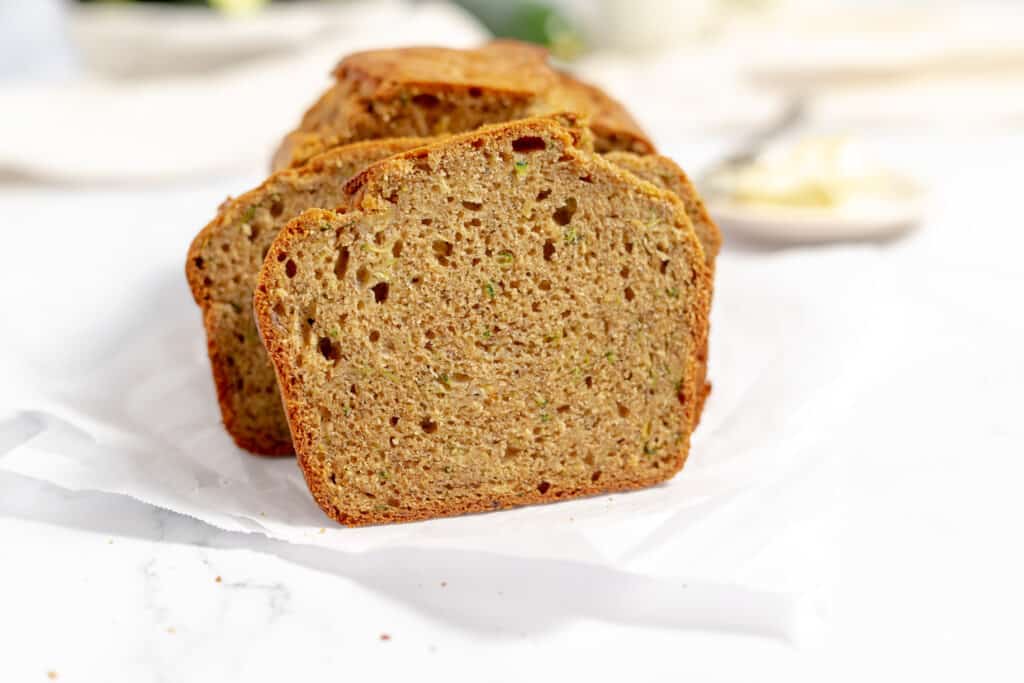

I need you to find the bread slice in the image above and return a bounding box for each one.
[271,40,653,171]
[186,137,432,454]
[605,152,722,421]
[254,115,711,525]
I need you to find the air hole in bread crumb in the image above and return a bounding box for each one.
[538,280,551,291]
[318,337,339,361]
[467,218,481,227]
[371,282,389,303]
[277,251,287,262]
[369,330,380,342]
[505,445,521,460]
[192,256,204,270]
[531,301,541,313]
[543,240,556,261]
[617,403,630,418]
[270,199,284,217]
[585,376,593,388]
[421,218,432,226]
[356,266,370,287]
[420,418,438,434]
[462,200,482,211]
[624,287,635,302]
[625,241,634,253]
[334,247,349,279]
[390,416,399,427]
[412,93,440,108]
[553,197,577,226]
[452,372,471,383]
[432,240,453,266]
[536,188,552,201]
[285,259,297,277]
[537,481,551,494]
[620,266,630,278]
[591,471,602,482]
[512,136,546,153]
[557,405,570,414]
[579,174,593,184]
[468,87,482,97]
[660,259,669,274]
[273,301,285,317]
[385,191,399,204]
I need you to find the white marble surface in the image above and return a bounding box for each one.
[1,129,1022,682]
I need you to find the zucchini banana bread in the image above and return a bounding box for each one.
[186,137,432,454]
[254,116,711,524]
[271,40,653,171]
[605,151,722,421]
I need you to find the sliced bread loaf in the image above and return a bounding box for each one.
[186,137,431,454]
[271,41,653,171]
[254,116,711,525]
[605,151,722,420]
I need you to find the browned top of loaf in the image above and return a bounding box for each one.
[332,41,557,97]
[254,115,710,525]
[273,40,652,170]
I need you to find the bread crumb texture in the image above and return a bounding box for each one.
[255,116,711,525]
[186,138,431,454]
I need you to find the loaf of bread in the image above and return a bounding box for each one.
[186,137,432,454]
[605,152,721,421]
[271,41,653,171]
[253,115,711,525]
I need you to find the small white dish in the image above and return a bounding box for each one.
[706,193,925,244]
[701,134,926,244]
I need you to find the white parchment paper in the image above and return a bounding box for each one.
[0,213,848,643]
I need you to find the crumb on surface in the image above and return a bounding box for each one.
[47,672,57,680]
[380,633,391,641]
[440,581,447,588]
[215,576,222,583]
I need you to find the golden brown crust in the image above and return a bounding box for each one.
[186,137,435,455]
[552,71,654,155]
[272,41,654,171]
[254,116,711,525]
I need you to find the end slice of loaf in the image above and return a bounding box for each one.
[271,40,653,171]
[605,151,722,421]
[254,116,711,525]
[186,137,432,454]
